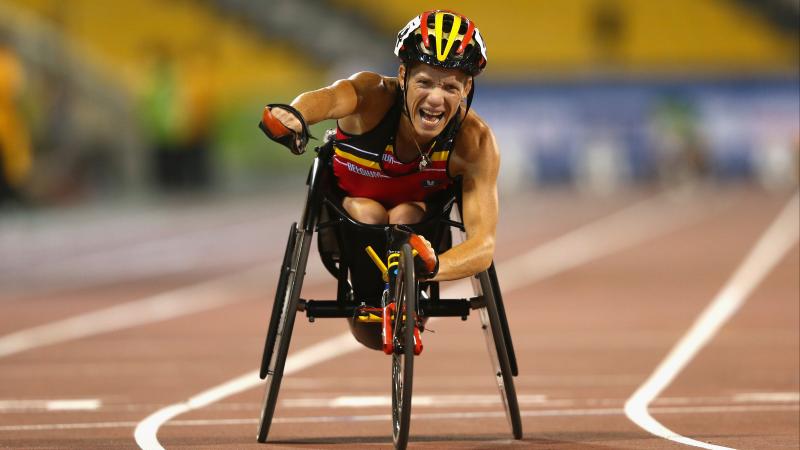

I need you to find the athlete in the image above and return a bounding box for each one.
[261,10,498,282]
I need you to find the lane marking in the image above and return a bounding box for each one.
[0,265,269,358]
[4,391,793,414]
[280,373,644,388]
[8,403,799,432]
[624,192,800,450]
[0,251,328,359]
[497,190,722,289]
[279,392,800,409]
[282,394,556,408]
[0,399,101,412]
[135,191,722,449]
[732,392,799,403]
[134,333,363,449]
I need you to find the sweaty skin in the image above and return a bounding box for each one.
[270,66,499,281]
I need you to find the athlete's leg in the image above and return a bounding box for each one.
[388,201,427,224]
[342,196,388,224]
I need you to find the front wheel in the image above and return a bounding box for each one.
[478,271,523,440]
[257,227,311,443]
[391,244,417,450]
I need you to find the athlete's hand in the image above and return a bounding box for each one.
[269,107,303,135]
[259,104,312,155]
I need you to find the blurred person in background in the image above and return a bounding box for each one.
[0,29,32,205]
[178,47,217,190]
[261,10,497,284]
[139,44,215,192]
[650,94,709,188]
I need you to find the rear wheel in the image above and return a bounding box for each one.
[391,244,416,450]
[257,226,310,443]
[477,271,523,440]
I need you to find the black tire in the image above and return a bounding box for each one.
[487,264,518,376]
[478,272,523,440]
[259,223,297,380]
[391,244,416,450]
[257,228,308,443]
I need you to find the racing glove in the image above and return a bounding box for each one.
[259,104,314,155]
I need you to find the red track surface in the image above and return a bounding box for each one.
[1,188,797,449]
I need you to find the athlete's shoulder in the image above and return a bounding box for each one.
[448,110,499,180]
[345,71,397,96]
[455,110,498,161]
[337,72,399,132]
[462,110,492,139]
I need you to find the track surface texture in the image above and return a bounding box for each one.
[1,187,798,449]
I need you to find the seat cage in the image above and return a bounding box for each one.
[307,140,465,308]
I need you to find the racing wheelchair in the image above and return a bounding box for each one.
[256,123,522,449]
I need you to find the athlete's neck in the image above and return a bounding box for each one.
[395,116,433,162]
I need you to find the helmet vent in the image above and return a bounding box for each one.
[395,9,487,76]
[452,40,463,55]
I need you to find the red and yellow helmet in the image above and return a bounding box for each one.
[394,10,487,76]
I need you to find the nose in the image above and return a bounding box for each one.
[426,88,446,107]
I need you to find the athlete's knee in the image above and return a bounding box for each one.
[388,202,426,224]
[343,197,388,225]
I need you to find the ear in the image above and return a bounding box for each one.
[397,64,406,91]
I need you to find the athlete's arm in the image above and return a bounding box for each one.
[270,71,385,132]
[433,117,500,281]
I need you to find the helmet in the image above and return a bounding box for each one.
[394,10,487,76]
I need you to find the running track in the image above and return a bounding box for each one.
[0,187,797,449]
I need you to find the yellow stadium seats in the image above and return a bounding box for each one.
[334,0,797,76]
[7,0,324,101]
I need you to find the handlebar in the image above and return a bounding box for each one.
[408,234,437,274]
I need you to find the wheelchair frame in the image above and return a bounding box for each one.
[256,141,522,448]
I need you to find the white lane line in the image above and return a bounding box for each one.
[732,392,799,403]
[5,391,793,415]
[282,394,557,408]
[0,399,101,412]
[135,191,721,449]
[0,264,270,358]
[497,190,722,289]
[624,192,800,450]
[279,391,800,409]
[9,404,799,432]
[134,334,363,449]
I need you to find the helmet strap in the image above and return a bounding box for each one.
[401,64,412,120]
[442,77,474,147]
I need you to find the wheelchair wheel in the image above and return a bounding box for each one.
[257,225,312,443]
[391,244,416,450]
[477,271,523,440]
[259,223,297,380]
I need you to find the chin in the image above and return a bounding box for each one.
[414,119,446,139]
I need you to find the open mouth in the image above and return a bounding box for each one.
[419,108,445,127]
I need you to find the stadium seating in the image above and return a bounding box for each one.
[333,0,797,76]
[7,0,323,101]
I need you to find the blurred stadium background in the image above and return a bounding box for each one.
[0,0,797,206]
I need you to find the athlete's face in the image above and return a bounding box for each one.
[399,64,472,141]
